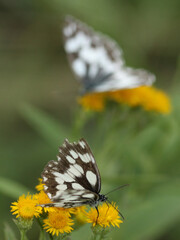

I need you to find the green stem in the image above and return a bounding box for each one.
[90,234,98,240]
[56,234,69,240]
[38,230,46,240]
[48,233,53,240]
[99,228,108,240]
[20,230,28,240]
[36,217,47,240]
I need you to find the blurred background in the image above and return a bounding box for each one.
[0,0,180,239]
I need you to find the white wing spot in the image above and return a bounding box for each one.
[47,193,52,198]
[65,32,90,53]
[72,59,86,77]
[83,193,95,198]
[89,64,98,78]
[85,153,91,162]
[86,171,97,186]
[55,177,64,184]
[66,155,76,164]
[54,172,74,183]
[62,195,79,201]
[63,23,76,36]
[57,184,67,191]
[63,173,74,182]
[91,157,95,163]
[43,177,47,182]
[72,183,84,190]
[79,141,86,148]
[80,153,91,163]
[44,186,48,190]
[51,202,65,207]
[70,150,78,159]
[68,165,82,177]
[74,164,84,174]
[53,172,63,178]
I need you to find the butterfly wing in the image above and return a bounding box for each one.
[41,138,101,208]
[63,15,155,93]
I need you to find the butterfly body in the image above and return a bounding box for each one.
[63,16,155,94]
[41,138,107,209]
[83,72,113,94]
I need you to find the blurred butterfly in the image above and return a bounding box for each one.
[41,138,127,218]
[63,15,155,94]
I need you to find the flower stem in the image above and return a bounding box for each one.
[20,230,28,240]
[99,228,107,240]
[56,233,70,240]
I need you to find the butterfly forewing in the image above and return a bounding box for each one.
[63,15,155,93]
[41,138,101,208]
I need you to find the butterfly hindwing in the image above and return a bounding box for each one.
[63,15,155,93]
[41,138,101,208]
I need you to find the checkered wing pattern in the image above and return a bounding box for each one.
[41,138,101,208]
[63,15,155,94]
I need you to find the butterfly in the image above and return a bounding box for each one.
[63,15,155,95]
[41,138,107,209]
[41,138,127,219]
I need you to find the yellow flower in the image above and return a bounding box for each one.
[78,92,106,111]
[108,88,142,106]
[35,178,45,192]
[36,191,55,213]
[10,194,42,219]
[86,202,123,228]
[43,208,74,236]
[78,86,171,114]
[73,206,87,224]
[108,86,171,114]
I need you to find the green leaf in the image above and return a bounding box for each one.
[19,103,69,146]
[0,177,29,198]
[116,195,180,240]
[4,223,17,240]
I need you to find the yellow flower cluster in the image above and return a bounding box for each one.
[10,179,122,237]
[11,194,42,219]
[78,86,171,114]
[78,92,106,111]
[43,208,74,235]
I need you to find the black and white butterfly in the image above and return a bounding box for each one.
[63,15,155,94]
[41,138,107,210]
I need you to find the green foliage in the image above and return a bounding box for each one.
[19,104,69,147]
[1,0,180,239]
[4,223,17,240]
[0,177,29,199]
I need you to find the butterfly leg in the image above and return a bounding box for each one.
[95,206,99,225]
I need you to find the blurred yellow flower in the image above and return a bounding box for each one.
[35,178,45,192]
[78,86,171,114]
[73,206,87,224]
[78,92,106,111]
[43,208,74,236]
[108,86,171,114]
[10,194,42,219]
[86,202,123,228]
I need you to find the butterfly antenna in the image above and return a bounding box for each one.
[106,199,125,220]
[105,184,129,196]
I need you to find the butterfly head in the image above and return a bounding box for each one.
[88,194,107,208]
[98,194,108,203]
